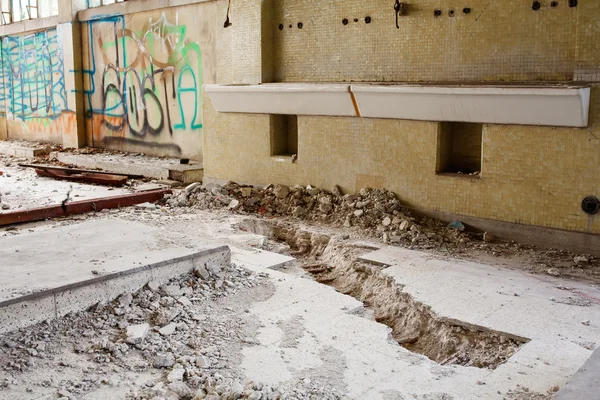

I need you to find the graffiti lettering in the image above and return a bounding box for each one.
[0,28,68,122]
[84,12,203,151]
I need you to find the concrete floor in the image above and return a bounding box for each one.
[0,159,132,213]
[0,219,229,333]
[236,244,600,399]
[2,206,599,398]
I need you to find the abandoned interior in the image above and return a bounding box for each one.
[0,0,599,399]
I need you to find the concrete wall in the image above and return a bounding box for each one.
[204,0,600,236]
[80,1,218,160]
[0,23,78,144]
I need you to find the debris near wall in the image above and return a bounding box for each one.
[167,182,479,251]
[0,260,343,400]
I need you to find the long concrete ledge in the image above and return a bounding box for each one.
[0,219,230,334]
[205,83,591,127]
[0,247,229,334]
[53,152,203,183]
[352,84,590,127]
[0,15,58,37]
[205,83,357,117]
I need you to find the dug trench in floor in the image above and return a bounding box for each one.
[2,209,598,399]
[1,168,599,399]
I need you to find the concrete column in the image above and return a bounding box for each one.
[58,0,88,23]
[58,0,88,148]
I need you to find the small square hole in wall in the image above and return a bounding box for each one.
[270,115,298,157]
[436,122,483,175]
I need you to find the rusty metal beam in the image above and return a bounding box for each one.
[19,164,144,179]
[0,189,171,227]
[32,168,128,187]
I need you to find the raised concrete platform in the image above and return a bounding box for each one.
[0,141,50,159]
[0,219,229,334]
[53,152,204,183]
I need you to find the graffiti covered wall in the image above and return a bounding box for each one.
[82,2,217,159]
[0,25,75,143]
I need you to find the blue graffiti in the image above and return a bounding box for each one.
[0,28,68,121]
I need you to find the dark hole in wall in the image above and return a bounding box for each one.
[582,197,600,215]
[271,115,298,157]
[436,122,483,175]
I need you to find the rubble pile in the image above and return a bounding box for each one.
[0,261,342,400]
[167,183,471,249]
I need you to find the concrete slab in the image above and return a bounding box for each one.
[235,245,600,399]
[0,219,229,334]
[0,141,50,159]
[556,347,600,400]
[168,163,204,184]
[54,152,203,183]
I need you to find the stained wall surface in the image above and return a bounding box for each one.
[204,0,600,236]
[81,2,218,159]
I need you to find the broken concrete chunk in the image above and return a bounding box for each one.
[185,182,202,193]
[319,202,333,213]
[574,256,589,265]
[273,184,290,199]
[228,199,240,209]
[118,293,133,307]
[195,355,211,368]
[135,202,157,210]
[354,210,364,217]
[305,185,320,196]
[159,323,177,336]
[169,381,194,397]
[126,323,149,344]
[194,265,210,281]
[382,217,392,227]
[332,185,342,196]
[399,220,411,232]
[153,353,175,368]
[177,296,193,307]
[167,367,185,382]
[546,268,561,277]
[240,187,252,197]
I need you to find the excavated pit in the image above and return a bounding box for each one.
[236,219,530,370]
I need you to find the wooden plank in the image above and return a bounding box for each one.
[0,189,171,227]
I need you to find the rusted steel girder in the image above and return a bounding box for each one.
[0,189,171,227]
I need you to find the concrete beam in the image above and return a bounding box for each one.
[77,0,216,21]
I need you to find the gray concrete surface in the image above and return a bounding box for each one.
[555,347,600,400]
[0,219,229,333]
[237,244,600,399]
[54,152,203,182]
[0,141,50,158]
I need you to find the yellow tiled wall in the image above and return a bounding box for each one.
[272,0,600,82]
[205,0,600,235]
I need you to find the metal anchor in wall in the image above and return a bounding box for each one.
[394,0,407,29]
